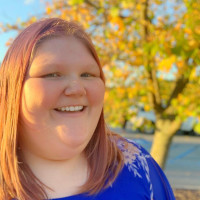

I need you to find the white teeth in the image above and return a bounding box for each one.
[69,107,75,111]
[56,106,84,112]
[75,106,79,110]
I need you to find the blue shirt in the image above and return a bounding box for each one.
[49,138,175,200]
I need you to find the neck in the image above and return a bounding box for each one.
[21,150,89,198]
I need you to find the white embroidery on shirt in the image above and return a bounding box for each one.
[117,138,154,200]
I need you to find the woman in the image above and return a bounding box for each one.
[0,18,175,200]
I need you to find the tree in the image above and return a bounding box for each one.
[1,0,200,169]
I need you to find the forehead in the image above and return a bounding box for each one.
[33,36,93,60]
[29,36,99,71]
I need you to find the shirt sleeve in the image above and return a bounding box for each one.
[115,137,176,200]
[139,144,176,200]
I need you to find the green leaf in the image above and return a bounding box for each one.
[68,0,84,6]
[110,7,119,17]
[194,123,200,134]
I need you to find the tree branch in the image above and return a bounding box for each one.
[151,68,162,108]
[142,0,162,113]
[165,76,189,109]
[84,0,101,10]
[165,57,191,111]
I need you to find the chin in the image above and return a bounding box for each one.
[58,132,91,148]
[56,125,93,144]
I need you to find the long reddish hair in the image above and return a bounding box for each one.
[0,18,124,200]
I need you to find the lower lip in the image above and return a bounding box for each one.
[54,107,87,117]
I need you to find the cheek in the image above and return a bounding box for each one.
[21,79,57,110]
[87,80,105,106]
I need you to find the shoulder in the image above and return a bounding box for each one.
[113,136,175,200]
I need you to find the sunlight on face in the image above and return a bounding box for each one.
[18,36,105,161]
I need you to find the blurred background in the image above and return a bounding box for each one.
[0,0,200,199]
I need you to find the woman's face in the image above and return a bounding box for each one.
[18,36,105,160]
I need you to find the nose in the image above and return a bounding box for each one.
[64,79,86,97]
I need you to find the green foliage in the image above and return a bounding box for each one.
[194,123,200,134]
[110,7,120,17]
[1,0,200,128]
[68,0,84,6]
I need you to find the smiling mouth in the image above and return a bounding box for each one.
[54,106,86,113]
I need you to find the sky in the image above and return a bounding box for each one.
[0,0,50,62]
[0,0,184,68]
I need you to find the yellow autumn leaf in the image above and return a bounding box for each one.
[132,57,143,66]
[177,94,183,101]
[189,68,197,81]
[158,55,176,71]
[184,28,192,35]
[110,7,119,18]
[188,39,197,48]
[174,22,182,30]
[144,104,151,111]
[194,123,200,134]
[141,96,148,102]
[114,69,123,77]
[117,87,124,95]
[5,38,13,46]
[136,4,142,10]
[30,16,37,23]
[127,88,137,99]
[185,109,193,116]
[46,7,52,15]
[194,26,200,35]
[176,60,184,68]
[104,91,109,100]
[119,43,125,51]
[121,1,133,9]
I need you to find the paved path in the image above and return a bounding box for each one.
[119,132,200,190]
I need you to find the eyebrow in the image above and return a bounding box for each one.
[82,64,100,71]
[30,62,100,74]
[40,63,99,70]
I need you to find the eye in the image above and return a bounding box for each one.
[81,73,93,77]
[43,73,60,78]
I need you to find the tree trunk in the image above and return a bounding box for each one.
[150,118,181,169]
[122,119,128,130]
[150,130,173,169]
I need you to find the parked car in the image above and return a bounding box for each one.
[127,110,199,136]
